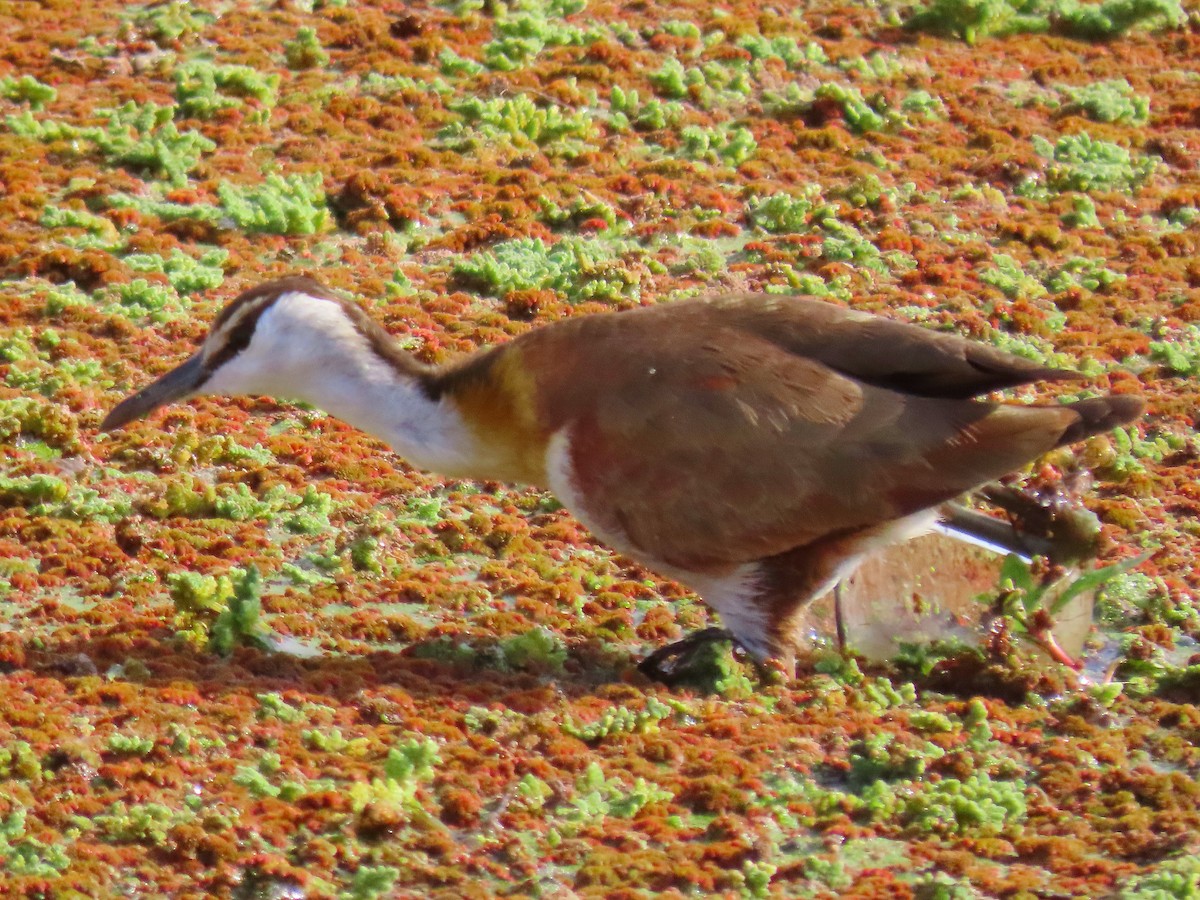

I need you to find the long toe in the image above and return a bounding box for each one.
[638,627,734,684]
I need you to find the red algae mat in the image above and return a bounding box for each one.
[2,0,1200,897]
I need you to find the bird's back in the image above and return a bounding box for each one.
[462,294,1139,571]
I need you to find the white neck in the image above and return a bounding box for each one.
[300,362,476,475]
[203,293,478,474]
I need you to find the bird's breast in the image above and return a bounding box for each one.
[446,348,552,486]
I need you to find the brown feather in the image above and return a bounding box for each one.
[107,279,1145,669]
[492,294,1135,573]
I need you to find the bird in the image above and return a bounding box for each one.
[100,276,1143,679]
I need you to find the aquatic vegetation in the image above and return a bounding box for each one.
[746,188,834,234]
[678,123,757,165]
[347,737,440,825]
[481,0,597,70]
[562,696,679,741]
[1058,78,1150,125]
[454,235,642,302]
[498,625,568,671]
[174,60,279,121]
[557,761,674,826]
[0,809,71,877]
[903,771,1027,834]
[106,191,224,225]
[1043,255,1126,293]
[169,566,276,655]
[736,34,828,67]
[1056,0,1185,39]
[987,552,1151,666]
[129,0,215,45]
[980,252,1049,300]
[1150,324,1200,376]
[905,0,1184,43]
[1029,131,1158,194]
[216,172,330,235]
[0,0,1195,894]
[650,57,752,106]
[283,26,328,70]
[441,93,597,154]
[0,743,41,781]
[1061,194,1101,227]
[123,247,228,295]
[0,75,56,109]
[339,867,400,900]
[358,72,453,98]
[1118,856,1200,899]
[811,83,906,134]
[608,86,685,131]
[8,101,215,186]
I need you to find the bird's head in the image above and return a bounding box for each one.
[101,277,382,432]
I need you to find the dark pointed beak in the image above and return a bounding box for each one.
[100,352,207,432]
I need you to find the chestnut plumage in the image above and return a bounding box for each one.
[102,276,1143,676]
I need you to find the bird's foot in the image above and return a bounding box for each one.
[638,627,733,684]
[639,628,791,687]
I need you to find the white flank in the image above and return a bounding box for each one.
[681,565,771,660]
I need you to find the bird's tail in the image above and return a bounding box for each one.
[1055,394,1144,448]
[938,392,1143,563]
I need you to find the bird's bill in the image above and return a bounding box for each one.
[100,352,206,432]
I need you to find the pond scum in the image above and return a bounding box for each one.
[0,0,1198,896]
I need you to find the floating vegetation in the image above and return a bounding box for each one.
[905,0,1185,44]
[0,0,1195,895]
[441,93,597,155]
[9,101,216,186]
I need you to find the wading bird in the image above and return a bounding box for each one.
[102,277,1142,678]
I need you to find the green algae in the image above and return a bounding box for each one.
[1027,132,1159,196]
[441,93,598,154]
[217,173,331,235]
[905,0,1184,43]
[8,101,215,187]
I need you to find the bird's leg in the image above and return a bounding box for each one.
[776,508,957,664]
[641,532,880,686]
[833,582,848,651]
[758,530,877,669]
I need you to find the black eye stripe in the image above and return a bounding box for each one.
[205,309,262,372]
[198,276,435,391]
[205,276,344,374]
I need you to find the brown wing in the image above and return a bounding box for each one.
[517,299,1080,572]
[700,293,1082,398]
